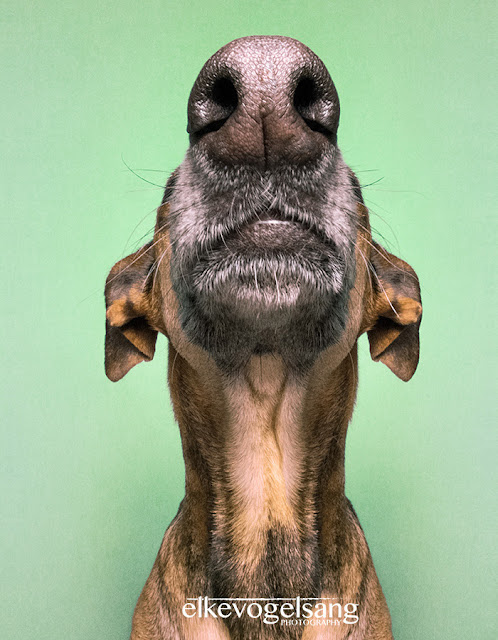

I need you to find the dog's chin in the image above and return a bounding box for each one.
[194,263,316,329]
[171,220,353,371]
[191,221,342,325]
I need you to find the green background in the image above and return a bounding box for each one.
[2,1,496,638]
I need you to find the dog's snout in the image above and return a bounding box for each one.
[187,36,340,168]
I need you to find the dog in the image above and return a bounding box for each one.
[104,36,422,640]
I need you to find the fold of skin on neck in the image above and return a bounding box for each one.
[169,345,359,599]
[162,343,391,639]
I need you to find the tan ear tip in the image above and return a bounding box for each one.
[106,299,128,327]
[396,298,422,325]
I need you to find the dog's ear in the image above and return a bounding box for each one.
[104,242,158,382]
[366,242,422,381]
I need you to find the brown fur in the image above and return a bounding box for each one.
[104,201,421,639]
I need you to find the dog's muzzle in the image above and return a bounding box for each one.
[165,37,359,371]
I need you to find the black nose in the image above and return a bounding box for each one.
[187,36,340,169]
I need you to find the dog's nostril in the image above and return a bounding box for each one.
[190,76,238,139]
[293,77,317,111]
[293,76,332,137]
[211,76,238,111]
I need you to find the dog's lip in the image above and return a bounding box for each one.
[194,209,334,262]
[252,210,291,222]
[242,209,315,234]
[252,219,290,225]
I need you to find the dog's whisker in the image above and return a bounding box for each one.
[357,246,374,293]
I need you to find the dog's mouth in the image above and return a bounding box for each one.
[187,207,345,322]
[208,207,332,257]
[165,149,359,370]
[241,208,313,229]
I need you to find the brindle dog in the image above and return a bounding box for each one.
[104,36,422,640]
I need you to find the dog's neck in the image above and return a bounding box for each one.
[168,346,358,599]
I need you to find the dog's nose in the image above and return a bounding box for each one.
[187,36,340,168]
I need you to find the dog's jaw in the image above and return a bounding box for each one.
[166,146,359,372]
